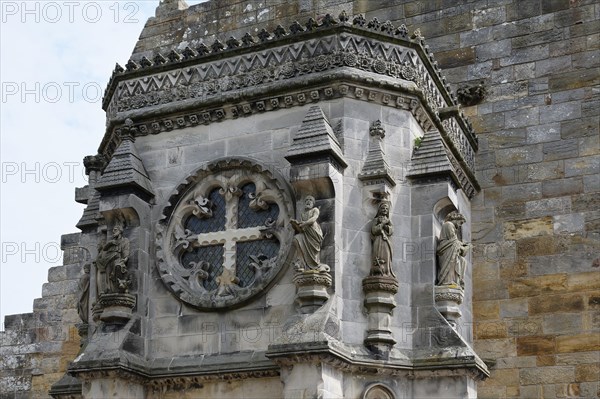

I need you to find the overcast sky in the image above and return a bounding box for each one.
[0,0,206,327]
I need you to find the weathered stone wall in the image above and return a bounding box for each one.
[420,2,599,398]
[132,1,600,395]
[1,1,598,398]
[1,234,82,399]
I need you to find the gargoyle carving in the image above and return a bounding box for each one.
[247,254,276,286]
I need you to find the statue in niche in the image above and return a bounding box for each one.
[370,202,395,278]
[95,224,131,295]
[436,211,470,288]
[291,196,329,272]
[77,263,91,323]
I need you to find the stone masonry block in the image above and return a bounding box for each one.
[525,197,571,218]
[542,313,583,335]
[520,366,575,385]
[553,213,585,234]
[542,177,583,197]
[529,294,585,315]
[526,123,561,144]
[575,363,600,382]
[507,274,568,298]
[503,217,552,240]
[504,107,540,129]
[556,333,600,354]
[499,299,528,318]
[565,155,600,177]
[525,160,565,181]
[496,145,543,166]
[540,101,582,124]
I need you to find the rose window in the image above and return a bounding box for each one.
[156,159,294,309]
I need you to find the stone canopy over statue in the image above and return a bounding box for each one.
[436,211,470,289]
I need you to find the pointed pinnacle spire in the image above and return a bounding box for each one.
[95,124,154,199]
[358,121,395,187]
[285,105,347,169]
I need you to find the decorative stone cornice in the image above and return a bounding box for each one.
[70,343,488,390]
[101,81,478,196]
[146,369,280,392]
[70,353,281,389]
[103,13,458,110]
[266,342,489,380]
[98,14,477,190]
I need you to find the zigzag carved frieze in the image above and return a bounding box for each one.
[106,35,447,118]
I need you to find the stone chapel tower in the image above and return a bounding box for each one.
[48,0,488,397]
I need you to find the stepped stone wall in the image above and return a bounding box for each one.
[1,234,82,399]
[1,0,598,398]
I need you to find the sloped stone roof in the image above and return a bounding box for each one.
[76,190,101,230]
[358,121,395,186]
[407,130,452,176]
[95,135,154,198]
[285,105,347,168]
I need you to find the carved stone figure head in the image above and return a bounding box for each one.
[376,202,390,218]
[445,211,466,227]
[112,224,124,238]
[304,195,315,209]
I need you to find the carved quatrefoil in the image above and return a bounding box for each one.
[156,158,294,310]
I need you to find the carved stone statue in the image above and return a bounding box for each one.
[291,196,327,272]
[95,224,131,295]
[77,263,91,323]
[436,211,470,288]
[370,202,395,278]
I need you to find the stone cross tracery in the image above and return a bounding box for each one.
[179,189,268,285]
[157,160,294,309]
[176,184,277,290]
